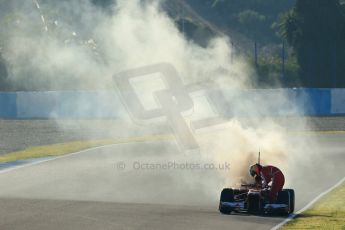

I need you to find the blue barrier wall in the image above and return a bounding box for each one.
[14,91,125,119]
[0,89,344,118]
[285,88,331,115]
[208,88,341,117]
[0,92,17,118]
[331,89,345,114]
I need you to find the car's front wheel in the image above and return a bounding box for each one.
[219,188,234,214]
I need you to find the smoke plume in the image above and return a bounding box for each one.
[0,0,320,205]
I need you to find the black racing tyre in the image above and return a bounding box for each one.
[247,193,261,214]
[220,188,235,202]
[277,190,290,216]
[284,189,295,214]
[219,188,234,214]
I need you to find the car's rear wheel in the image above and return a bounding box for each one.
[219,188,234,214]
[277,190,292,216]
[284,189,295,214]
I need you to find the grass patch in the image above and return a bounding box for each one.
[0,134,173,164]
[282,183,345,230]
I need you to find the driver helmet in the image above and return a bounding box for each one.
[249,163,262,177]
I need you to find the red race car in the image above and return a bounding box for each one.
[219,183,295,216]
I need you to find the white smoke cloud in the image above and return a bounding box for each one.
[0,0,319,205]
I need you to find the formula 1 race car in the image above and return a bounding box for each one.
[219,184,295,216]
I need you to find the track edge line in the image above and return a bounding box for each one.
[0,135,173,174]
[270,175,345,230]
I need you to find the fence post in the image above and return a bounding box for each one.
[231,41,234,64]
[254,40,258,68]
[332,45,337,87]
[282,41,285,80]
[181,3,185,34]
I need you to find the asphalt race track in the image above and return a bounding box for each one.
[0,134,344,230]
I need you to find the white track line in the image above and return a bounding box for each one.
[0,133,175,175]
[0,144,118,175]
[0,136,170,175]
[270,175,345,230]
